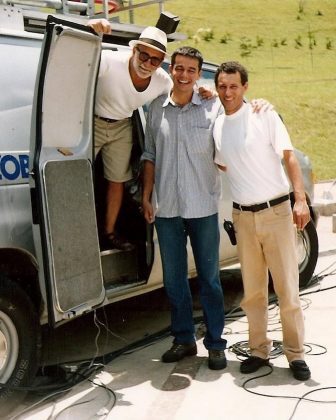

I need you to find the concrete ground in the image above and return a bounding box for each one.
[8,182,336,420]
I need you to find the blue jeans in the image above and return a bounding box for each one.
[155,214,226,350]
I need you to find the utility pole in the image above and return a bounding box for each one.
[128,0,134,23]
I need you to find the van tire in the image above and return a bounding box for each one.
[297,220,319,288]
[269,219,319,293]
[0,275,40,417]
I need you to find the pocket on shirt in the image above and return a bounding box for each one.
[189,127,212,154]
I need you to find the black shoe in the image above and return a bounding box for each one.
[103,233,134,251]
[240,356,270,373]
[289,360,311,381]
[161,343,197,363]
[208,349,227,370]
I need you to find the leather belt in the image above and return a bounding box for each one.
[95,115,119,123]
[233,194,290,213]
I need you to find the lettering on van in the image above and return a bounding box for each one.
[0,154,29,184]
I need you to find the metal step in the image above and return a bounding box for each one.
[100,247,138,287]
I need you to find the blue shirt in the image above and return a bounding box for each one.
[142,91,223,218]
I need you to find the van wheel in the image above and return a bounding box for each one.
[297,220,319,288]
[268,220,319,292]
[0,275,40,417]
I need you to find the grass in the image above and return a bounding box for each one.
[114,0,336,180]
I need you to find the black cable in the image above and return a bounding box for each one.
[230,340,327,361]
[303,342,327,356]
[52,397,95,420]
[241,369,336,420]
[229,339,284,360]
[4,264,336,416]
[8,368,116,420]
[288,387,336,420]
[50,372,117,420]
[241,367,336,405]
[299,283,336,297]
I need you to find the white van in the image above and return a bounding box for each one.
[0,0,319,414]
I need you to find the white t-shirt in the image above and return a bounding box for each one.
[95,50,173,120]
[214,102,293,205]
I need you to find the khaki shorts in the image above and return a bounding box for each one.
[94,117,133,182]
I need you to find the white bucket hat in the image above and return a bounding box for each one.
[129,26,168,55]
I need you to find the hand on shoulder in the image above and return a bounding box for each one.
[198,86,218,100]
[250,98,274,113]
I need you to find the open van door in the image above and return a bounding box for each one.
[30,16,104,325]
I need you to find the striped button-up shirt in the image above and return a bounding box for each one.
[142,91,223,219]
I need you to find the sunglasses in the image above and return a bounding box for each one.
[135,46,163,67]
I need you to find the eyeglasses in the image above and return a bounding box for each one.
[135,46,163,67]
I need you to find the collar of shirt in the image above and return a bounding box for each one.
[162,90,202,108]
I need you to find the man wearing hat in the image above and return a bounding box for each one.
[88,19,174,251]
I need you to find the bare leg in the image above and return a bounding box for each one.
[105,180,123,235]
[104,180,134,251]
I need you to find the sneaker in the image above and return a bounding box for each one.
[240,356,270,374]
[103,233,134,251]
[161,343,197,363]
[289,360,311,381]
[208,349,227,370]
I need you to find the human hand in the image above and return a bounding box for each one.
[250,98,273,113]
[87,18,112,34]
[142,200,155,224]
[292,200,310,230]
[198,86,217,100]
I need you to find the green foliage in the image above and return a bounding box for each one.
[298,0,305,14]
[295,35,303,48]
[192,28,214,43]
[126,0,336,180]
[326,38,333,50]
[256,36,264,47]
[239,36,253,57]
[271,39,279,48]
[220,32,232,44]
[307,29,317,49]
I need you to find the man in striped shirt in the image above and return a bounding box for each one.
[142,46,227,370]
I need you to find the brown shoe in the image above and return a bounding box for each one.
[103,233,134,251]
[161,343,197,363]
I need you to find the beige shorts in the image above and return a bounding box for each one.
[94,117,133,182]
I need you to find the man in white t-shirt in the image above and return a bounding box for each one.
[213,61,311,381]
[88,19,173,250]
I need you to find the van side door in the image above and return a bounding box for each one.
[30,16,104,325]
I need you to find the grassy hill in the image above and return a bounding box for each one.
[116,0,336,180]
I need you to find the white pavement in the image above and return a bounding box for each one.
[8,183,336,420]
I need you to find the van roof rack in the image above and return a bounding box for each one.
[0,0,169,19]
[0,0,184,43]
